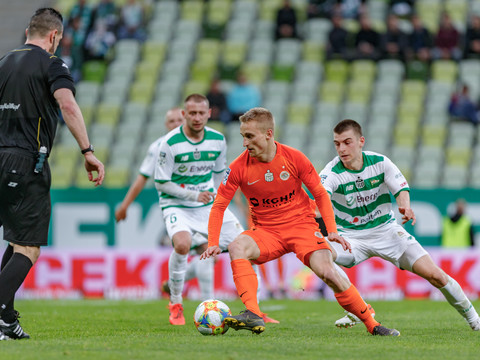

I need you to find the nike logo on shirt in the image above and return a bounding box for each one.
[247,180,260,185]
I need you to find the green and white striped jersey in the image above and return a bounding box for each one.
[154,125,227,210]
[319,151,409,233]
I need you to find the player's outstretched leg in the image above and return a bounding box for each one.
[224,310,265,334]
[227,259,266,334]
[335,304,375,328]
[335,285,400,336]
[439,276,480,331]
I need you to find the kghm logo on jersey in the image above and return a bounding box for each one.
[193,149,201,160]
[280,171,290,181]
[265,170,274,182]
[355,176,365,189]
[222,168,231,185]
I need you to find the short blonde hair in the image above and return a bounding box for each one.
[239,107,275,133]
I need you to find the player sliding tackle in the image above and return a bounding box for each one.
[201,107,400,336]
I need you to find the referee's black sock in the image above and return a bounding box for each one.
[0,253,32,323]
[0,244,16,322]
[1,244,14,270]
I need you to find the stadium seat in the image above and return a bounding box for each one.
[82,60,107,83]
[221,41,247,67]
[350,60,376,82]
[272,64,295,81]
[302,41,324,63]
[103,166,131,188]
[406,60,430,81]
[181,0,204,22]
[129,81,156,105]
[431,60,458,83]
[320,81,345,104]
[287,103,313,125]
[95,103,122,126]
[441,165,468,189]
[421,124,447,147]
[325,60,349,83]
[241,62,269,86]
[445,147,471,168]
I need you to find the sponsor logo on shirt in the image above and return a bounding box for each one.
[346,194,355,207]
[158,152,166,166]
[346,184,354,191]
[190,165,214,172]
[320,174,327,184]
[0,103,20,111]
[370,179,380,185]
[181,155,189,162]
[351,209,382,224]
[249,190,295,208]
[178,165,188,173]
[222,168,231,185]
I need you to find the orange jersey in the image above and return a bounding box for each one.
[208,142,337,247]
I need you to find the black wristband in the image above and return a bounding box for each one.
[81,144,94,154]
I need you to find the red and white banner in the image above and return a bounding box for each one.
[18,248,480,301]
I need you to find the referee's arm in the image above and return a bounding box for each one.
[54,88,105,186]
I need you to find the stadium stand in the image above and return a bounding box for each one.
[49,0,480,189]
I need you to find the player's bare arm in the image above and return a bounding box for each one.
[396,191,416,225]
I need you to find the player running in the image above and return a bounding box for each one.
[201,107,399,336]
[320,119,480,331]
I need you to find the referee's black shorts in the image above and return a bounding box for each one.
[0,148,51,246]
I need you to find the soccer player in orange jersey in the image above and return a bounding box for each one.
[200,107,400,336]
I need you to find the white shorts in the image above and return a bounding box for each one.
[331,222,428,272]
[163,206,243,251]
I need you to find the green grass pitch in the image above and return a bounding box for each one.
[1,299,478,360]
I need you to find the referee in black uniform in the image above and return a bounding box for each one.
[0,8,104,340]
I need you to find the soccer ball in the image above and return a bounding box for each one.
[194,299,231,335]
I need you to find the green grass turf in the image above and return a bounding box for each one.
[0,299,478,360]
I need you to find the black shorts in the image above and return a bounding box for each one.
[0,148,51,246]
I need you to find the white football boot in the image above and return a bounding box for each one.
[335,304,375,328]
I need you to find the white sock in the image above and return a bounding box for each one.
[185,257,198,282]
[168,251,188,304]
[195,256,214,300]
[333,262,350,282]
[439,276,479,323]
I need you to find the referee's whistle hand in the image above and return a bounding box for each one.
[84,153,105,186]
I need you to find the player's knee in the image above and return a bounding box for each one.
[174,242,191,255]
[428,268,449,288]
[227,240,244,259]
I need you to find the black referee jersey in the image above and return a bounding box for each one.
[0,44,76,155]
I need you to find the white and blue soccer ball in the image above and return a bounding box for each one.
[194,299,231,335]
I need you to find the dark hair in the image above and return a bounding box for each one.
[333,119,363,137]
[184,93,209,108]
[27,8,63,38]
